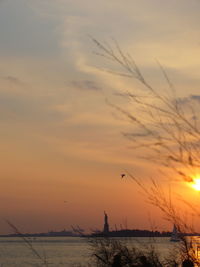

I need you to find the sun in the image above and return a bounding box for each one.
[191,176,200,191]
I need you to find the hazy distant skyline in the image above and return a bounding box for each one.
[1,0,200,234]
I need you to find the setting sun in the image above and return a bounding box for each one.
[191,176,200,191]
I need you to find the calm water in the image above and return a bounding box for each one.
[0,236,193,266]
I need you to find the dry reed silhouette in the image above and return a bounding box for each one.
[90,237,178,267]
[5,220,49,267]
[91,38,200,265]
[92,37,200,181]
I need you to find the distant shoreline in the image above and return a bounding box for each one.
[90,229,200,238]
[1,228,200,238]
[0,230,77,238]
[1,229,198,238]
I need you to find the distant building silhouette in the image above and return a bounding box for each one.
[90,213,175,238]
[103,211,109,234]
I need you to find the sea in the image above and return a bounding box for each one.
[0,236,199,266]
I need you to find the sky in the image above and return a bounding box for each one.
[1,0,200,234]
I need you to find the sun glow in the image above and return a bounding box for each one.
[191,176,200,191]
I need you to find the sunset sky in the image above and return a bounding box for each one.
[1,0,200,234]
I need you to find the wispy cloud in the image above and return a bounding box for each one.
[2,76,24,85]
[71,80,102,91]
[190,95,200,102]
[178,94,200,105]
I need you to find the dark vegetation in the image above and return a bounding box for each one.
[90,238,177,267]
[91,229,172,238]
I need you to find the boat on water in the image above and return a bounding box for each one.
[170,224,180,242]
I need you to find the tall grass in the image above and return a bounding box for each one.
[91,38,200,266]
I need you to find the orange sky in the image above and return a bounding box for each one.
[0,0,200,234]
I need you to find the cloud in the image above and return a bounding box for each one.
[71,80,102,91]
[190,95,200,102]
[2,76,24,85]
[178,94,200,105]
